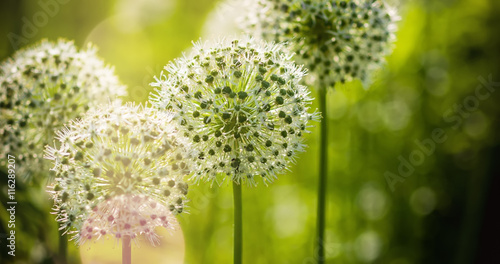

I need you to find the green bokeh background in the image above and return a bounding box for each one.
[1,0,499,263]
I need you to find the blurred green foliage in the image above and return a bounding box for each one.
[1,0,499,263]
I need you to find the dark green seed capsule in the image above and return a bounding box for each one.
[168,180,176,187]
[74,151,84,161]
[205,75,214,83]
[223,86,232,94]
[231,158,241,168]
[204,116,211,124]
[62,192,69,202]
[238,91,248,100]
[246,144,254,151]
[238,114,247,123]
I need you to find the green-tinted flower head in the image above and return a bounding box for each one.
[0,39,127,179]
[45,103,191,244]
[245,0,398,87]
[150,38,319,186]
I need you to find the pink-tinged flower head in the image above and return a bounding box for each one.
[79,194,177,246]
[45,103,192,245]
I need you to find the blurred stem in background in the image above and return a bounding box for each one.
[233,182,243,264]
[316,85,328,263]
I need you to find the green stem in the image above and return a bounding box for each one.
[58,229,67,264]
[233,181,243,264]
[316,87,328,263]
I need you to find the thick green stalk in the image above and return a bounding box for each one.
[233,181,243,264]
[315,87,328,263]
[58,230,67,264]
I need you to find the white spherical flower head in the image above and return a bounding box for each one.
[79,194,178,246]
[45,104,191,244]
[150,38,319,186]
[0,39,127,179]
[245,0,398,87]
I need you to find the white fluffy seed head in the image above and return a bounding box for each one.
[45,103,191,245]
[150,38,320,186]
[0,39,127,180]
[243,0,398,87]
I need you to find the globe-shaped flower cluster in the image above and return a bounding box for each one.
[0,39,127,179]
[150,38,319,185]
[45,104,191,244]
[244,0,397,87]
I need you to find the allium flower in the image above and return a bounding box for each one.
[150,38,319,185]
[0,39,126,179]
[45,104,191,244]
[244,0,397,87]
[79,194,177,246]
